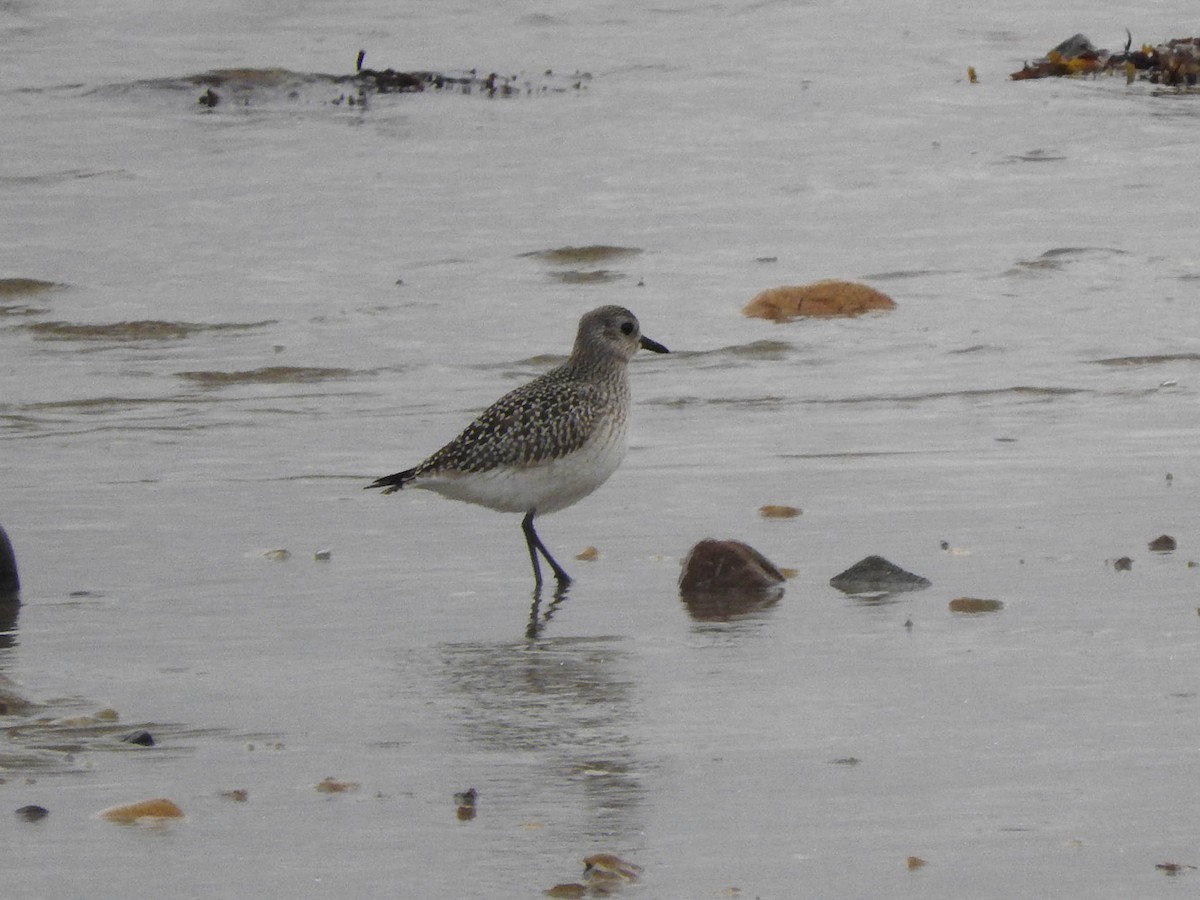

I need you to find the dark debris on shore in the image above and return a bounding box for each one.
[188,50,592,110]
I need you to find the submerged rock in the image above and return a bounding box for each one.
[520,245,642,265]
[0,278,62,296]
[829,555,931,595]
[544,886,587,899]
[679,539,785,620]
[743,280,896,321]
[120,729,155,747]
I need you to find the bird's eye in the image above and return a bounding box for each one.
[620,321,634,335]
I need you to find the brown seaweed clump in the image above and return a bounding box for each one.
[743,280,895,321]
[1011,32,1200,86]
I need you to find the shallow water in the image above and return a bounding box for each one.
[4,1,1200,897]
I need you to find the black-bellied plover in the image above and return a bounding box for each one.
[367,305,668,587]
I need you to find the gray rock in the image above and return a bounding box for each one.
[829,555,930,595]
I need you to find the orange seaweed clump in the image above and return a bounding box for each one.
[743,280,896,321]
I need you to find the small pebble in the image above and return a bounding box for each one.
[315,776,358,794]
[583,854,641,881]
[16,805,48,822]
[758,504,801,519]
[453,787,477,807]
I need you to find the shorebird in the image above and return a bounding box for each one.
[367,305,668,587]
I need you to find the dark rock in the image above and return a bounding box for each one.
[1148,534,1176,552]
[453,787,477,807]
[1113,556,1134,571]
[829,555,931,595]
[454,787,477,821]
[15,805,48,822]
[0,524,18,600]
[120,729,155,747]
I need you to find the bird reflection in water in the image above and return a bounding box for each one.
[526,580,570,639]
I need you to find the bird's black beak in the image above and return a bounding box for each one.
[639,335,669,354]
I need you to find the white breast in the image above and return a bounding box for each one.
[415,411,630,515]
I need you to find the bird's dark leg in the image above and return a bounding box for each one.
[522,513,544,588]
[521,511,571,587]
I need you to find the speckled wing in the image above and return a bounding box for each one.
[418,370,613,475]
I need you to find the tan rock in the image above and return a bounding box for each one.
[948,597,1003,613]
[758,504,801,518]
[743,280,896,321]
[98,798,184,823]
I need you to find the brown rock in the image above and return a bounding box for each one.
[679,539,786,593]
[758,504,801,519]
[743,280,896,321]
[948,597,1004,613]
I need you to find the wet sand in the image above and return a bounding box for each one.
[3,1,1200,897]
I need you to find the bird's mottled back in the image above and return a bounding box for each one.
[411,305,649,477]
[416,367,625,475]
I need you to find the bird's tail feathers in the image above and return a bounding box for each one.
[366,468,417,495]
